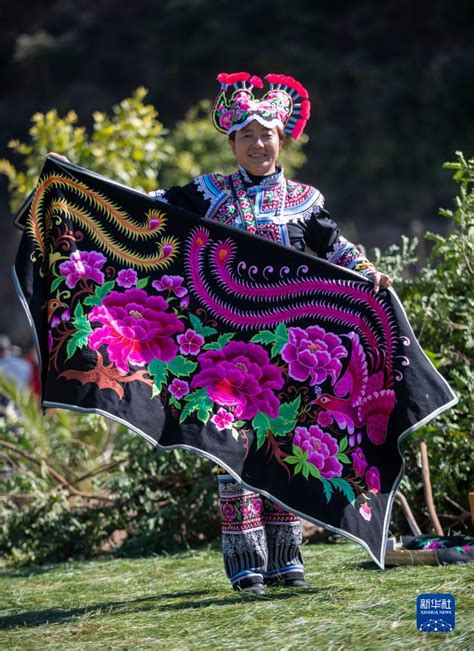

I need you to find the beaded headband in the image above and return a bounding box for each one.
[211,72,311,141]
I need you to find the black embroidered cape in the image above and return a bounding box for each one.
[13,158,457,568]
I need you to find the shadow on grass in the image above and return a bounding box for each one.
[0,587,324,629]
[356,561,398,572]
[0,565,62,579]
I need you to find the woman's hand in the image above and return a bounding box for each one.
[45,152,70,162]
[369,271,393,293]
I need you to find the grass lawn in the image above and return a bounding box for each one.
[0,542,472,650]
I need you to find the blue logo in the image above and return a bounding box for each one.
[417,593,455,633]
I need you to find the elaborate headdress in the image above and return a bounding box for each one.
[212,72,311,141]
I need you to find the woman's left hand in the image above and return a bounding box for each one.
[369,271,393,293]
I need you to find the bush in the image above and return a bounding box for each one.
[0,375,219,565]
[373,151,473,533]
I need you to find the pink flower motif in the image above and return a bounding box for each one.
[58,250,106,289]
[191,341,284,420]
[211,408,235,431]
[219,111,233,130]
[152,275,188,298]
[251,498,263,515]
[352,448,368,478]
[281,326,347,386]
[168,379,190,400]
[293,425,343,479]
[177,329,204,356]
[116,268,138,288]
[180,296,190,309]
[221,502,237,521]
[51,315,60,328]
[47,330,54,351]
[366,466,381,493]
[359,502,372,521]
[241,501,254,517]
[60,309,70,322]
[425,540,443,550]
[317,411,334,428]
[88,288,184,374]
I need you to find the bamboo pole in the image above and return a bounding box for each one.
[395,491,422,536]
[419,440,444,535]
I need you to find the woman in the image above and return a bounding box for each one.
[149,72,392,594]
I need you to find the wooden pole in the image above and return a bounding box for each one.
[419,440,444,535]
[395,491,422,536]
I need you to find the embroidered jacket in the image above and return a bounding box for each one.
[151,167,375,276]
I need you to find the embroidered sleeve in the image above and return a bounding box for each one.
[303,207,376,277]
[325,235,376,277]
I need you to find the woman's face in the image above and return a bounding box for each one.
[229,121,281,176]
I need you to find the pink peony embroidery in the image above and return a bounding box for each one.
[359,502,372,521]
[317,411,334,428]
[152,274,188,298]
[221,502,237,521]
[177,329,204,356]
[293,425,343,479]
[168,379,190,400]
[58,250,106,289]
[191,340,283,420]
[211,408,235,431]
[352,448,368,478]
[366,466,381,493]
[116,268,138,288]
[281,326,347,386]
[88,288,184,374]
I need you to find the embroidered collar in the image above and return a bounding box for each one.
[239,165,285,188]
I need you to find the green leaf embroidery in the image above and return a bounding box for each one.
[337,453,351,464]
[136,276,149,288]
[320,478,333,503]
[202,332,235,350]
[179,388,212,424]
[169,395,180,408]
[84,280,116,306]
[50,276,64,292]
[264,396,301,437]
[148,359,168,394]
[252,412,271,449]
[307,464,321,479]
[338,436,348,453]
[189,314,217,337]
[250,330,277,344]
[233,420,245,428]
[167,355,197,377]
[66,330,90,360]
[271,322,288,356]
[330,477,356,506]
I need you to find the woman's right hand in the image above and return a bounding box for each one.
[45,152,70,162]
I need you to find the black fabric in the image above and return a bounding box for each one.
[13,158,457,569]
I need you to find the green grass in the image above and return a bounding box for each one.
[0,542,472,650]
